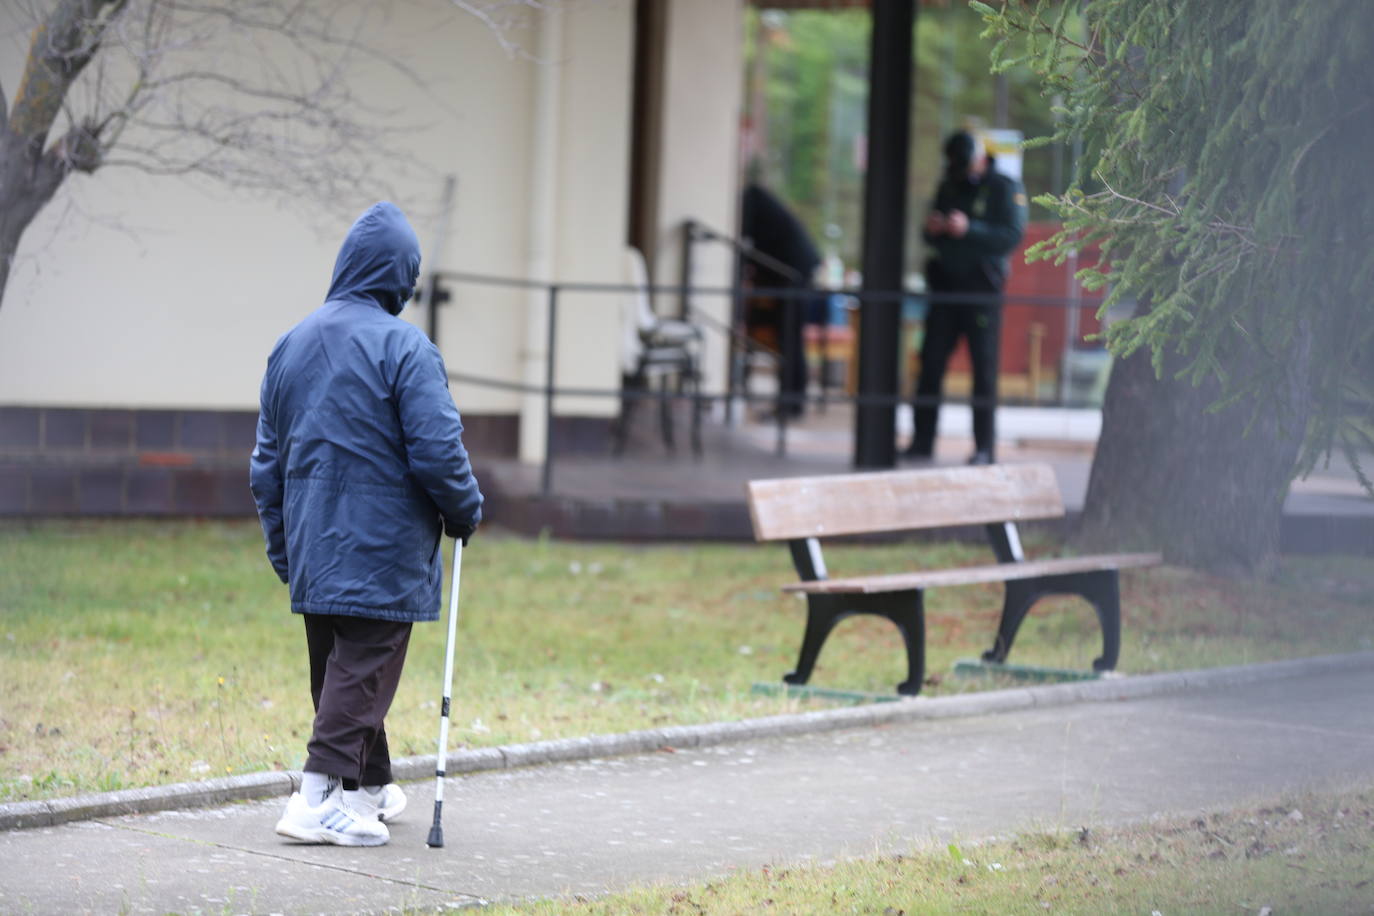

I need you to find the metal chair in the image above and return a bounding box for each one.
[614,247,703,455]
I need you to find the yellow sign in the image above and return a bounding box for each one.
[980,128,1024,183]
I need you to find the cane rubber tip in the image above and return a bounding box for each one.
[427,827,444,848]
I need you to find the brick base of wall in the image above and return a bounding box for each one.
[0,406,613,518]
[0,406,265,517]
[0,459,257,517]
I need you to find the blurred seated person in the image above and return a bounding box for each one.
[741,182,821,419]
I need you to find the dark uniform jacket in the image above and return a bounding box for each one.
[250,202,483,623]
[922,166,1027,291]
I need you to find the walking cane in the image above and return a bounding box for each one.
[426,538,463,848]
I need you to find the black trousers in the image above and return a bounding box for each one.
[912,284,1003,457]
[776,288,810,416]
[303,613,412,789]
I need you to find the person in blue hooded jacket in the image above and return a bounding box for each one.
[251,201,483,847]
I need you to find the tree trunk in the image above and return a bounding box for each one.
[0,132,66,307]
[0,0,124,308]
[1078,325,1312,577]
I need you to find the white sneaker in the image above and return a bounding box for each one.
[344,783,407,823]
[275,781,389,847]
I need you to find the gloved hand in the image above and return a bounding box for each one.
[445,521,477,546]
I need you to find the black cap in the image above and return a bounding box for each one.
[943,131,977,170]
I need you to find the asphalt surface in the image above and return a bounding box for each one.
[3,662,1372,914]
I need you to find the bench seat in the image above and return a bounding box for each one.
[783,552,1163,594]
[746,463,1162,695]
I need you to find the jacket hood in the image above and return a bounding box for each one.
[326,202,422,315]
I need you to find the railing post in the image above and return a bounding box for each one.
[726,234,746,427]
[679,220,696,320]
[425,273,451,344]
[541,285,559,498]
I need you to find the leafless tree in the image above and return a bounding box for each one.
[0,0,548,307]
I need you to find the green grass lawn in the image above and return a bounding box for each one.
[477,782,1374,915]
[1,520,1371,802]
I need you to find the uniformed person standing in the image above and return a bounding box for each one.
[905,131,1027,465]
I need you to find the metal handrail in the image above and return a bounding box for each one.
[427,270,1109,496]
[427,267,1104,309]
[686,220,807,284]
[445,368,1104,410]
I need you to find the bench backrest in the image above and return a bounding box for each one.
[746,464,1065,542]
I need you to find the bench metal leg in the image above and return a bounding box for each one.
[982,570,1122,672]
[883,591,928,696]
[784,591,926,697]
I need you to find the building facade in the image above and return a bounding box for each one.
[0,0,745,515]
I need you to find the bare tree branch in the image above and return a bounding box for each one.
[2,0,553,308]
[160,0,438,90]
[448,0,548,57]
[9,0,128,148]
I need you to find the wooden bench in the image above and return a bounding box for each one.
[746,464,1161,696]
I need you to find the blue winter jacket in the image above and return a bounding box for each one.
[249,202,483,622]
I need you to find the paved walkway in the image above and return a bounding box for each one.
[3,663,1372,914]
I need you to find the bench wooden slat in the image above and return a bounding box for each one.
[781,553,1163,594]
[747,464,1065,542]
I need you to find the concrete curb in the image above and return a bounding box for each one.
[4,651,1370,831]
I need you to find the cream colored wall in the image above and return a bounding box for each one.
[0,3,536,413]
[518,0,635,462]
[0,0,731,449]
[408,8,535,419]
[0,3,535,411]
[651,0,745,395]
[0,175,330,409]
[551,0,634,420]
[0,2,629,422]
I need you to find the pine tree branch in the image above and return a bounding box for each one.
[990,1,1144,105]
[1095,176,1180,218]
[1289,99,1374,180]
[1090,178,1285,255]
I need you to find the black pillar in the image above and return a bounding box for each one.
[854,0,915,469]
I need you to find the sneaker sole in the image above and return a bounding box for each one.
[275,820,388,847]
[377,801,407,823]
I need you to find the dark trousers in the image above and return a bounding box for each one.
[777,288,809,416]
[912,285,1003,457]
[303,613,412,789]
